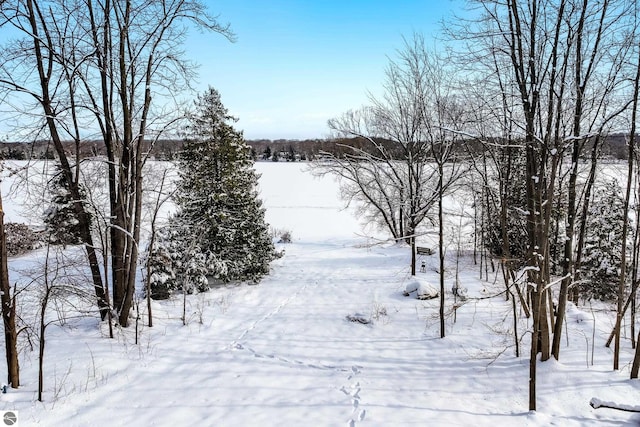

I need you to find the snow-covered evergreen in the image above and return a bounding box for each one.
[580,179,631,301]
[148,87,277,298]
[483,150,529,264]
[43,164,90,246]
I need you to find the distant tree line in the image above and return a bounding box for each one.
[0,134,633,161]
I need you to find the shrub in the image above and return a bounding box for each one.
[278,230,292,244]
[5,223,44,256]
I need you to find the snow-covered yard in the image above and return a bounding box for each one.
[2,162,639,426]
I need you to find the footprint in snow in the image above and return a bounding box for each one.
[348,365,361,380]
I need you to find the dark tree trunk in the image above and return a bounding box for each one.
[438,163,445,339]
[632,328,640,378]
[0,194,19,388]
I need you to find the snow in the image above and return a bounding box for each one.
[590,397,640,412]
[404,277,439,300]
[2,161,640,426]
[404,279,420,295]
[566,302,590,324]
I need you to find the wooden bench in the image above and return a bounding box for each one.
[416,246,434,256]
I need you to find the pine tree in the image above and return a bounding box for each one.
[44,164,90,246]
[484,149,529,264]
[146,226,178,300]
[149,87,277,297]
[580,179,631,302]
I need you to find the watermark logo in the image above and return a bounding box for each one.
[1,411,17,426]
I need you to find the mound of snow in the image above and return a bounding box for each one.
[403,279,420,296]
[404,278,439,299]
[566,302,589,323]
[417,282,439,300]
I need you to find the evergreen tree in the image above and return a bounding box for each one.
[580,179,631,302]
[484,149,529,265]
[44,164,90,246]
[146,226,178,300]
[262,146,272,161]
[149,87,277,298]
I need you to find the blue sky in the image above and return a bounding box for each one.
[188,1,462,140]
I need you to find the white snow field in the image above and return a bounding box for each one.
[1,162,639,426]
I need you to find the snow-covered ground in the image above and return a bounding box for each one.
[2,162,640,426]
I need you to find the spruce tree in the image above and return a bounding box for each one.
[149,87,277,297]
[484,149,529,264]
[580,179,631,302]
[44,164,90,246]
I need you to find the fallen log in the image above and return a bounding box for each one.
[590,398,640,413]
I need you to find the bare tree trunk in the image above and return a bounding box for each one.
[0,192,19,388]
[632,328,640,378]
[411,234,416,276]
[529,284,540,411]
[38,245,53,402]
[632,52,640,379]
[438,165,445,339]
[502,263,520,357]
[144,170,172,327]
[606,280,640,347]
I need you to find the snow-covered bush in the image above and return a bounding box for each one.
[146,223,229,299]
[5,223,44,256]
[403,280,420,296]
[273,228,292,244]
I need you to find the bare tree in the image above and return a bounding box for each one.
[452,0,640,409]
[142,166,176,328]
[422,87,466,339]
[553,0,634,361]
[34,243,92,402]
[313,35,463,276]
[633,315,640,377]
[0,0,233,327]
[455,0,575,410]
[0,0,110,321]
[614,11,640,371]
